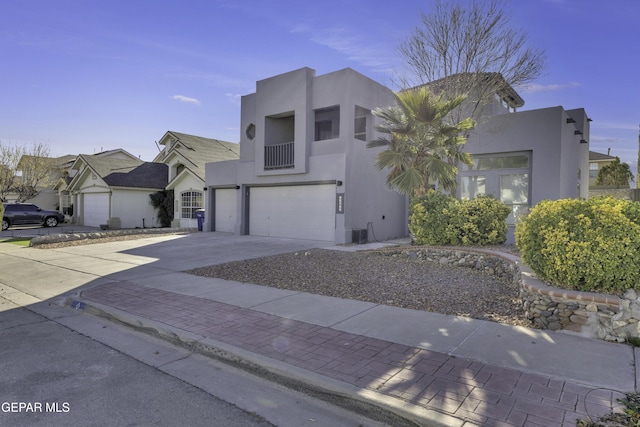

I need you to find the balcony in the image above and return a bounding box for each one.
[264,141,294,170]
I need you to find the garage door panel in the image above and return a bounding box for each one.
[83,193,109,227]
[215,189,237,232]
[249,185,335,241]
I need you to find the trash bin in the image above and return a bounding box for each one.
[195,209,205,231]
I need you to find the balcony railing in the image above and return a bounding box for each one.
[264,141,294,170]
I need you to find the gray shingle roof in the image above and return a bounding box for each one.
[80,156,168,189]
[589,151,616,161]
[163,131,239,180]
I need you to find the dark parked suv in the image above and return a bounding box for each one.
[2,203,65,231]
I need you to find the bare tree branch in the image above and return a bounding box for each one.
[396,0,545,123]
[0,142,58,202]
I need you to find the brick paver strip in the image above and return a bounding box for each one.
[83,282,616,426]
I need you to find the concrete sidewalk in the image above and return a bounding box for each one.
[1,233,637,426]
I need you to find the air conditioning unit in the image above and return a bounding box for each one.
[352,229,368,244]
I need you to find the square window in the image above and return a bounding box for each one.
[354,106,370,141]
[180,191,203,219]
[315,120,333,141]
[314,106,340,141]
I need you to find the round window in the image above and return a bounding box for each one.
[245,123,255,140]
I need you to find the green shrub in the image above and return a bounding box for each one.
[453,195,511,246]
[515,197,640,294]
[149,190,174,227]
[409,191,510,246]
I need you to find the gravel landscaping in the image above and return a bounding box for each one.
[187,247,529,328]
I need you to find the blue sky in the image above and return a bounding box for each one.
[1,0,639,181]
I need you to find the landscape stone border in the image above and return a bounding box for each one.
[375,246,638,344]
[29,227,195,247]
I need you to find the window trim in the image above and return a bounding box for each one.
[354,106,370,141]
[459,151,531,225]
[314,105,340,141]
[180,190,203,219]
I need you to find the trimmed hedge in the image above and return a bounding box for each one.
[515,197,640,294]
[409,191,510,246]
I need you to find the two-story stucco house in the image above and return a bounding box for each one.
[204,67,408,243]
[204,67,590,244]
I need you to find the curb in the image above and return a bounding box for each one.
[65,295,468,427]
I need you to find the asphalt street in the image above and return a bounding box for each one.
[0,304,273,427]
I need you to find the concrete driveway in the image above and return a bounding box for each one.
[0,232,331,301]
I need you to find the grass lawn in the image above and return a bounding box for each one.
[0,237,33,247]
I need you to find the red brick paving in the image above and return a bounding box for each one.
[83,281,623,426]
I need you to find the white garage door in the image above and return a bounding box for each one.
[249,184,336,241]
[83,193,109,227]
[214,189,237,232]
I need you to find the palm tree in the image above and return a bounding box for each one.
[367,87,474,197]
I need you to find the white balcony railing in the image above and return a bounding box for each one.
[264,141,294,170]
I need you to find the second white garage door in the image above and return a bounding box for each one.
[249,184,336,241]
[83,193,109,227]
[214,189,237,232]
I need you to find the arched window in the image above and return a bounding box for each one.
[181,191,203,219]
[175,164,185,177]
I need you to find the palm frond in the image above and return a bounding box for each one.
[389,167,425,197]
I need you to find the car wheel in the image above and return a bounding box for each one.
[2,218,8,231]
[45,216,59,227]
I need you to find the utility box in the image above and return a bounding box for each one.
[352,229,368,244]
[107,217,121,229]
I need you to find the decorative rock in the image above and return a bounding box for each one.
[548,322,562,331]
[613,320,628,329]
[569,314,589,325]
[623,289,638,300]
[585,303,598,312]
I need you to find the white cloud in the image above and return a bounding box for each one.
[518,82,581,93]
[172,95,201,105]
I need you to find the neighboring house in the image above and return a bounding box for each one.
[204,67,590,244]
[54,149,140,217]
[588,150,618,188]
[3,154,75,210]
[587,150,637,200]
[205,67,408,243]
[153,131,239,228]
[66,155,167,228]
